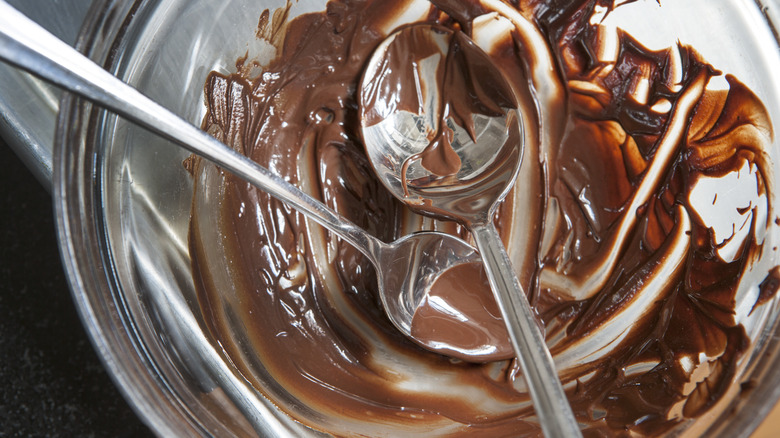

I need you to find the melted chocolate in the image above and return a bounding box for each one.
[411,261,513,362]
[755,266,780,313]
[189,0,779,435]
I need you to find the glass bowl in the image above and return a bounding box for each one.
[53,0,780,436]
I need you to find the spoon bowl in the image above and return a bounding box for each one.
[360,25,524,225]
[375,231,481,335]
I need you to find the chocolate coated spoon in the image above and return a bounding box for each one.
[359,24,581,438]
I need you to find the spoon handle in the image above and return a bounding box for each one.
[0,1,385,263]
[470,223,581,438]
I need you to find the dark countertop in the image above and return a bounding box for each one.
[0,140,153,437]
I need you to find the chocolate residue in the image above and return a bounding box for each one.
[754,266,780,314]
[411,261,513,362]
[188,0,777,436]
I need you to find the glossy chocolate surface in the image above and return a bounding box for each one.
[189,0,777,435]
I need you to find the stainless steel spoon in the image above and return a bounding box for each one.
[359,24,581,437]
[0,2,482,347]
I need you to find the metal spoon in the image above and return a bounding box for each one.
[0,2,484,348]
[359,25,580,437]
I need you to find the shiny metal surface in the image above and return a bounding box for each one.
[0,0,90,190]
[359,23,579,438]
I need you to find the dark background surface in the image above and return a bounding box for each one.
[0,140,153,437]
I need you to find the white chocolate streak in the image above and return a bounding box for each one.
[554,205,692,374]
[540,71,708,301]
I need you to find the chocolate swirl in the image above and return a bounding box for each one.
[189,0,777,435]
